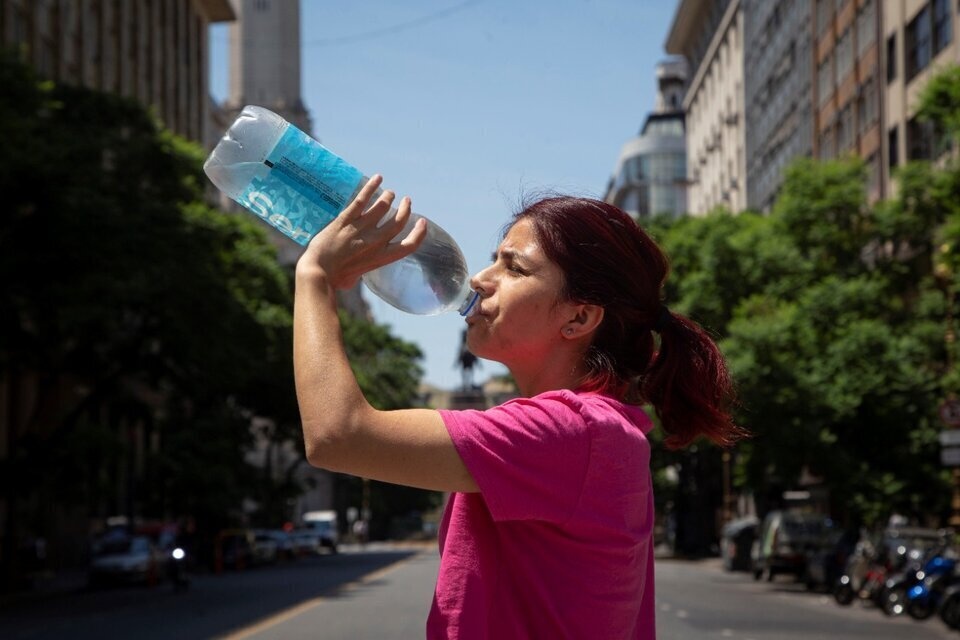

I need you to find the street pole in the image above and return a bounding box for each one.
[722,450,733,523]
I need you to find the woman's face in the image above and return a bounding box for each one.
[465,218,576,367]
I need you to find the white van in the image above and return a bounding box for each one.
[302,510,339,553]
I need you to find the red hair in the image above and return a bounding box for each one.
[512,197,744,449]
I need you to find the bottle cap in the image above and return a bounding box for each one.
[458,291,481,317]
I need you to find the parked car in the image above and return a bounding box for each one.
[255,529,296,561]
[290,529,322,556]
[752,510,834,582]
[720,516,758,572]
[803,525,858,591]
[216,529,255,571]
[88,534,166,587]
[252,532,279,565]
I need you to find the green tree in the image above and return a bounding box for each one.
[648,144,957,526]
[0,51,294,582]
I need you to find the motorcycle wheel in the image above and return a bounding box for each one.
[833,582,854,606]
[881,585,907,616]
[906,597,934,621]
[940,593,960,628]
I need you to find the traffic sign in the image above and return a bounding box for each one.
[942,430,960,447]
[940,400,960,427]
[942,446,960,467]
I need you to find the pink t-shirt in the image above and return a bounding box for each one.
[427,389,656,639]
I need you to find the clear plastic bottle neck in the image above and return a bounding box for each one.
[458,290,481,317]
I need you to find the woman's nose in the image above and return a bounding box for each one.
[469,265,494,296]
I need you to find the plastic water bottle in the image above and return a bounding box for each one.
[203,105,479,317]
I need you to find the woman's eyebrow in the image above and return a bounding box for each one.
[493,248,520,262]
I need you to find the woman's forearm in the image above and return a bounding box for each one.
[293,268,369,466]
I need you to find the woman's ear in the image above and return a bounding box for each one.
[561,304,604,339]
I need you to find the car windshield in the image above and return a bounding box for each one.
[95,537,149,556]
[782,515,830,535]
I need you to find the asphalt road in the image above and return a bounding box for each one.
[2,544,957,639]
[656,557,957,640]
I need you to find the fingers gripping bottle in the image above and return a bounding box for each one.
[204,105,479,317]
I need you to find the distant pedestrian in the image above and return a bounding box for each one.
[352,519,368,546]
[293,176,744,638]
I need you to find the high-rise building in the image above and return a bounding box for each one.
[813,0,885,201]
[0,0,234,146]
[743,0,814,213]
[604,58,688,219]
[666,0,746,215]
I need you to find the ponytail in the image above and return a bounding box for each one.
[640,310,745,449]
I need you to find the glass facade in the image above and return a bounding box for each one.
[606,114,687,218]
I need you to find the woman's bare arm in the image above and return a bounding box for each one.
[293,175,478,493]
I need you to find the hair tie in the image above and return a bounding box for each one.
[654,305,672,333]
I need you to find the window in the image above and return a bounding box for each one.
[817,0,833,35]
[838,104,855,151]
[908,117,935,160]
[888,125,899,168]
[820,127,835,159]
[818,55,834,105]
[886,34,897,83]
[837,27,853,79]
[867,153,880,196]
[906,6,932,80]
[933,0,952,54]
[857,0,876,56]
[858,76,878,133]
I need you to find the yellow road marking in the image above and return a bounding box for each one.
[221,551,427,640]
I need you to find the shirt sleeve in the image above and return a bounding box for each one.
[439,390,592,523]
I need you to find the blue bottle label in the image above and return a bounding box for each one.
[236,124,364,246]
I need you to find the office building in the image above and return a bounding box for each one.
[744,0,814,212]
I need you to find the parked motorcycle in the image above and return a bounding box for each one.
[881,543,952,617]
[834,539,889,607]
[168,546,190,591]
[906,551,957,620]
[938,582,960,629]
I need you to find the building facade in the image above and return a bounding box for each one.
[883,0,959,185]
[605,58,688,219]
[0,0,234,145]
[743,0,814,212]
[813,0,886,201]
[666,0,746,216]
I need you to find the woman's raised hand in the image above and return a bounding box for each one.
[296,174,427,289]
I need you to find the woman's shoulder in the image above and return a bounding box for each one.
[506,389,653,436]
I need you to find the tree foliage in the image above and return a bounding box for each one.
[0,51,429,575]
[647,66,960,526]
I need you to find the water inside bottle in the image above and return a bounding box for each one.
[362,218,472,315]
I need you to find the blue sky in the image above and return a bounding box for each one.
[210,0,678,390]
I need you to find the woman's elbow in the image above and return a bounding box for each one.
[302,420,345,470]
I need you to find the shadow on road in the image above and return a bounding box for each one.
[0,550,419,640]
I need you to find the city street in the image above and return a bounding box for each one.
[2,544,957,639]
[0,544,426,640]
[656,558,955,639]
